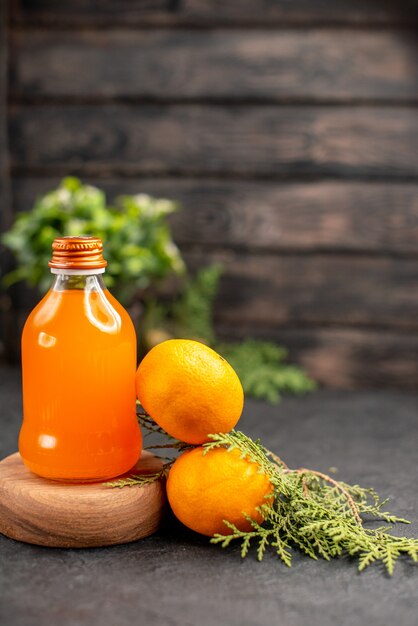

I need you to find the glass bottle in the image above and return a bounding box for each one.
[19,236,142,481]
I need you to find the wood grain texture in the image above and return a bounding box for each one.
[11,0,176,26]
[0,3,12,234]
[0,451,166,548]
[170,0,418,26]
[0,0,15,360]
[218,325,418,389]
[6,0,418,391]
[10,0,418,26]
[13,177,418,254]
[10,29,418,101]
[9,105,418,178]
[185,251,418,330]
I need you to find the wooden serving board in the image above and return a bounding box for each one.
[0,451,167,548]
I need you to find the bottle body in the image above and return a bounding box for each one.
[19,273,142,481]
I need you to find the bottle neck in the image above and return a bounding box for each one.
[51,272,106,292]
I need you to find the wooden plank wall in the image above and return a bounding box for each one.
[0,1,16,360]
[0,1,11,235]
[5,0,418,388]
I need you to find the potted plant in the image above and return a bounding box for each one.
[2,177,315,403]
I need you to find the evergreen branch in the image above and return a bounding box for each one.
[136,409,175,438]
[104,466,169,488]
[266,449,289,470]
[137,409,193,455]
[205,430,418,574]
[108,415,417,574]
[217,340,316,404]
[285,468,362,525]
[144,442,194,453]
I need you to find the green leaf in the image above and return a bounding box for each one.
[2,178,185,305]
[217,340,317,403]
[172,264,223,344]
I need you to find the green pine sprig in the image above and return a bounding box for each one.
[216,340,316,404]
[206,431,417,575]
[104,410,192,487]
[137,408,194,456]
[104,467,168,489]
[106,415,417,574]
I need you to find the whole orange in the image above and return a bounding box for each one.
[135,339,244,444]
[166,446,273,536]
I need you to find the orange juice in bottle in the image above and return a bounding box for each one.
[19,236,142,481]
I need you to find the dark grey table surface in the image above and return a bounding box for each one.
[0,364,417,626]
